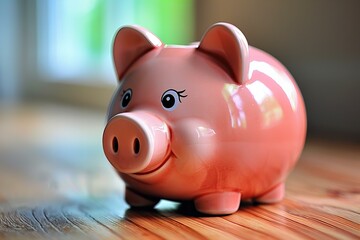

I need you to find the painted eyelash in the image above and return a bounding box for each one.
[177,89,187,102]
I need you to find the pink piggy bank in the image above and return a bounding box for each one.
[103,23,306,215]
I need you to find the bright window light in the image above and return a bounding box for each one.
[36,0,194,83]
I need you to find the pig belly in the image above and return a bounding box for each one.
[120,141,297,201]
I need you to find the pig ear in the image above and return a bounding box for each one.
[113,26,163,80]
[197,23,249,84]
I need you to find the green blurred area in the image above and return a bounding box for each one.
[82,0,194,58]
[134,0,194,45]
[86,0,106,56]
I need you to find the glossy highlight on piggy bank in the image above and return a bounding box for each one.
[102,23,306,215]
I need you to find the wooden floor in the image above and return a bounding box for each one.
[0,103,359,239]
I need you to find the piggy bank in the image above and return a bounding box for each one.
[102,23,306,215]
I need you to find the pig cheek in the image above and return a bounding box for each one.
[171,119,217,177]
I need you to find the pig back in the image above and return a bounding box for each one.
[210,46,306,198]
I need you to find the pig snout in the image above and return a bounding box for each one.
[102,111,170,174]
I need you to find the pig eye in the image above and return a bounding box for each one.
[121,89,132,109]
[161,89,187,111]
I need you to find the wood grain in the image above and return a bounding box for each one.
[0,103,359,239]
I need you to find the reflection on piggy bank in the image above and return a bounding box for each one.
[102,23,306,215]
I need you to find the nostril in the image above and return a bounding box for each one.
[112,137,118,154]
[133,138,140,155]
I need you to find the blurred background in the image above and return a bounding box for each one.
[1,0,359,141]
[0,0,359,207]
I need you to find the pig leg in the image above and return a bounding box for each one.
[194,192,241,215]
[255,183,285,203]
[125,187,160,208]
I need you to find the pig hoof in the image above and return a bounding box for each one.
[194,192,241,215]
[125,187,160,208]
[255,183,285,203]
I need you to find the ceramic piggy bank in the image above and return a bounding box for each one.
[103,23,306,215]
